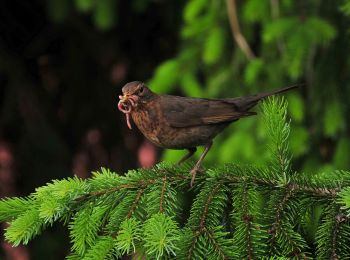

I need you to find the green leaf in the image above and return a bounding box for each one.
[305,17,336,44]
[341,1,350,16]
[244,58,263,85]
[148,60,180,94]
[75,0,94,12]
[181,15,212,39]
[263,18,297,43]
[180,72,202,97]
[184,0,207,23]
[243,0,269,22]
[287,94,304,123]
[203,27,225,65]
[94,0,116,30]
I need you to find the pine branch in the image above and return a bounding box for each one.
[115,218,141,255]
[231,183,267,259]
[5,208,45,246]
[69,204,108,255]
[126,188,145,218]
[1,97,350,259]
[160,176,167,213]
[0,197,34,222]
[266,186,309,258]
[143,213,180,259]
[316,204,350,259]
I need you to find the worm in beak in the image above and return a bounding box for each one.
[118,95,139,129]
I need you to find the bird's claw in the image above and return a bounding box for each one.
[189,167,203,187]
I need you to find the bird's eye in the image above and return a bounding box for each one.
[139,86,144,94]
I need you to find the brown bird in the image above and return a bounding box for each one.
[118,81,298,186]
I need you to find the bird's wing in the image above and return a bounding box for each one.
[160,95,256,128]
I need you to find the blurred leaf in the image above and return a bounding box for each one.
[290,126,309,157]
[203,27,225,65]
[184,0,207,23]
[333,138,350,169]
[264,17,336,79]
[287,94,304,123]
[218,130,255,163]
[263,18,297,43]
[244,58,263,85]
[75,0,94,12]
[305,17,336,44]
[180,73,202,97]
[323,101,344,137]
[340,0,350,16]
[181,15,213,39]
[243,0,269,22]
[281,0,293,9]
[148,60,180,94]
[94,0,116,30]
[206,68,232,97]
[285,33,307,79]
[47,0,70,23]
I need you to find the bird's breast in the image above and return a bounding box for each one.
[131,100,167,147]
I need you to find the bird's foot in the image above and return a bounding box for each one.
[189,167,203,187]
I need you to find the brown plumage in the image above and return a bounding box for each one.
[118,81,298,186]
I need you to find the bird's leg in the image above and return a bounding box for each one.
[190,142,213,187]
[177,147,197,165]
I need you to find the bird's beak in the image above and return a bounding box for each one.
[119,94,139,108]
[119,94,128,103]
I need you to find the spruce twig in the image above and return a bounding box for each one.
[1,97,350,259]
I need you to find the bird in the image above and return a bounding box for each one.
[118,81,298,186]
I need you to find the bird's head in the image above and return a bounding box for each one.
[118,81,155,129]
[119,81,154,107]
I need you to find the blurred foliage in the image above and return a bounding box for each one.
[41,0,350,192]
[145,0,350,175]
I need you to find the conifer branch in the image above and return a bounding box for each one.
[199,183,222,230]
[159,176,167,213]
[1,97,350,258]
[331,209,348,259]
[187,231,200,260]
[268,186,295,241]
[241,185,254,260]
[126,188,145,219]
[204,228,229,260]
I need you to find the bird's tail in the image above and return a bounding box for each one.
[226,84,301,111]
[257,84,300,99]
